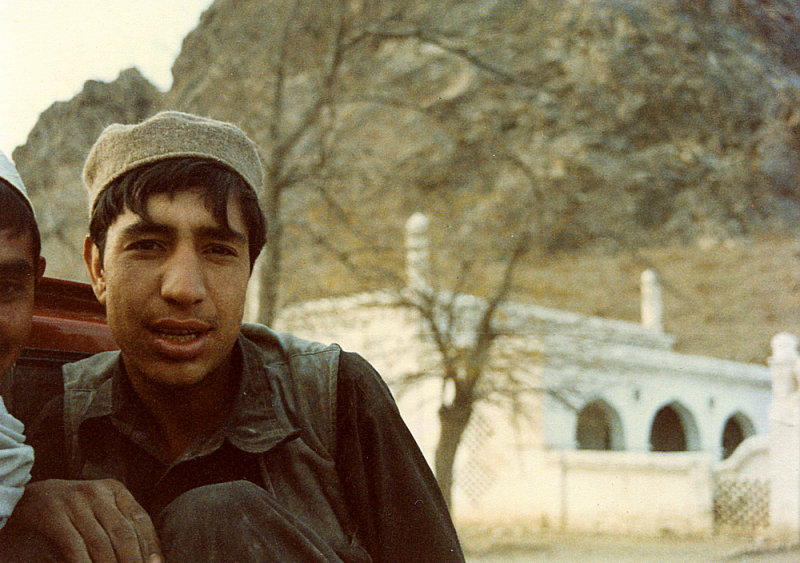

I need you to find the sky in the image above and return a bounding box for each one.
[1,0,213,156]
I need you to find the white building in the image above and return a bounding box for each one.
[275,214,772,535]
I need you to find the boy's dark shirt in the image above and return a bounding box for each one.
[27,344,464,562]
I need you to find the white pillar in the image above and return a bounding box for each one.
[405,212,431,293]
[769,332,800,542]
[640,269,663,332]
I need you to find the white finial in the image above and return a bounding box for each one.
[640,269,663,332]
[770,333,800,400]
[772,333,799,364]
[406,213,430,292]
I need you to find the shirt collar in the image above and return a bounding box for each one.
[78,334,299,458]
[221,335,299,452]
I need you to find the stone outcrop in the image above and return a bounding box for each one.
[160,0,800,248]
[12,68,160,279]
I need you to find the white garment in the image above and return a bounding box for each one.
[0,394,33,529]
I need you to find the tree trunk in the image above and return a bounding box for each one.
[434,400,473,509]
[255,180,283,326]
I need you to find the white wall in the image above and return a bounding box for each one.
[276,292,774,536]
[453,447,716,536]
[552,451,715,536]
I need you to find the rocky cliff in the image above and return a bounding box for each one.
[11,0,800,361]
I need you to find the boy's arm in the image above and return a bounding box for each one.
[3,395,162,562]
[335,352,465,562]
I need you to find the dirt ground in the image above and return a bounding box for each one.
[460,529,800,562]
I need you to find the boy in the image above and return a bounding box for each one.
[0,151,42,529]
[11,112,463,561]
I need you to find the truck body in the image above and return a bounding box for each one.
[1,277,116,427]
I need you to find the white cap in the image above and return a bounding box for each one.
[0,151,34,213]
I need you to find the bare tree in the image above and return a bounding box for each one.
[250,0,350,324]
[304,139,577,505]
[277,10,575,505]
[247,0,548,324]
[418,232,532,505]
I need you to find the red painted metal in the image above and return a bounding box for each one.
[28,277,117,353]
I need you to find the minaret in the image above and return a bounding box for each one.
[405,212,431,293]
[640,269,663,332]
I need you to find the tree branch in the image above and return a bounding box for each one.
[365,24,521,85]
[465,230,532,390]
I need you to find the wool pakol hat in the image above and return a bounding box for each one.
[83,111,264,209]
[0,150,34,215]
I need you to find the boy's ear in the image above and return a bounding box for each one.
[83,236,107,305]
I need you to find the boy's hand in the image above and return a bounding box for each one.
[7,478,162,562]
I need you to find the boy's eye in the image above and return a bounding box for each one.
[207,244,236,257]
[128,240,164,252]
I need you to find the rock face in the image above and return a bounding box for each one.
[163,0,800,235]
[169,0,800,307]
[13,68,161,279]
[730,0,800,74]
[11,1,800,303]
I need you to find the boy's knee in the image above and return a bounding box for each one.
[157,480,346,562]
[160,480,263,529]
[158,481,271,560]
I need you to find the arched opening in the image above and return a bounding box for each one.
[575,399,624,451]
[649,402,700,452]
[721,412,755,460]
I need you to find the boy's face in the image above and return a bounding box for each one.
[0,229,43,377]
[85,188,251,392]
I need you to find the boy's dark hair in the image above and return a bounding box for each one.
[0,180,41,262]
[89,158,267,269]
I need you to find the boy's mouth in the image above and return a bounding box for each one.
[155,329,205,343]
[148,319,215,359]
